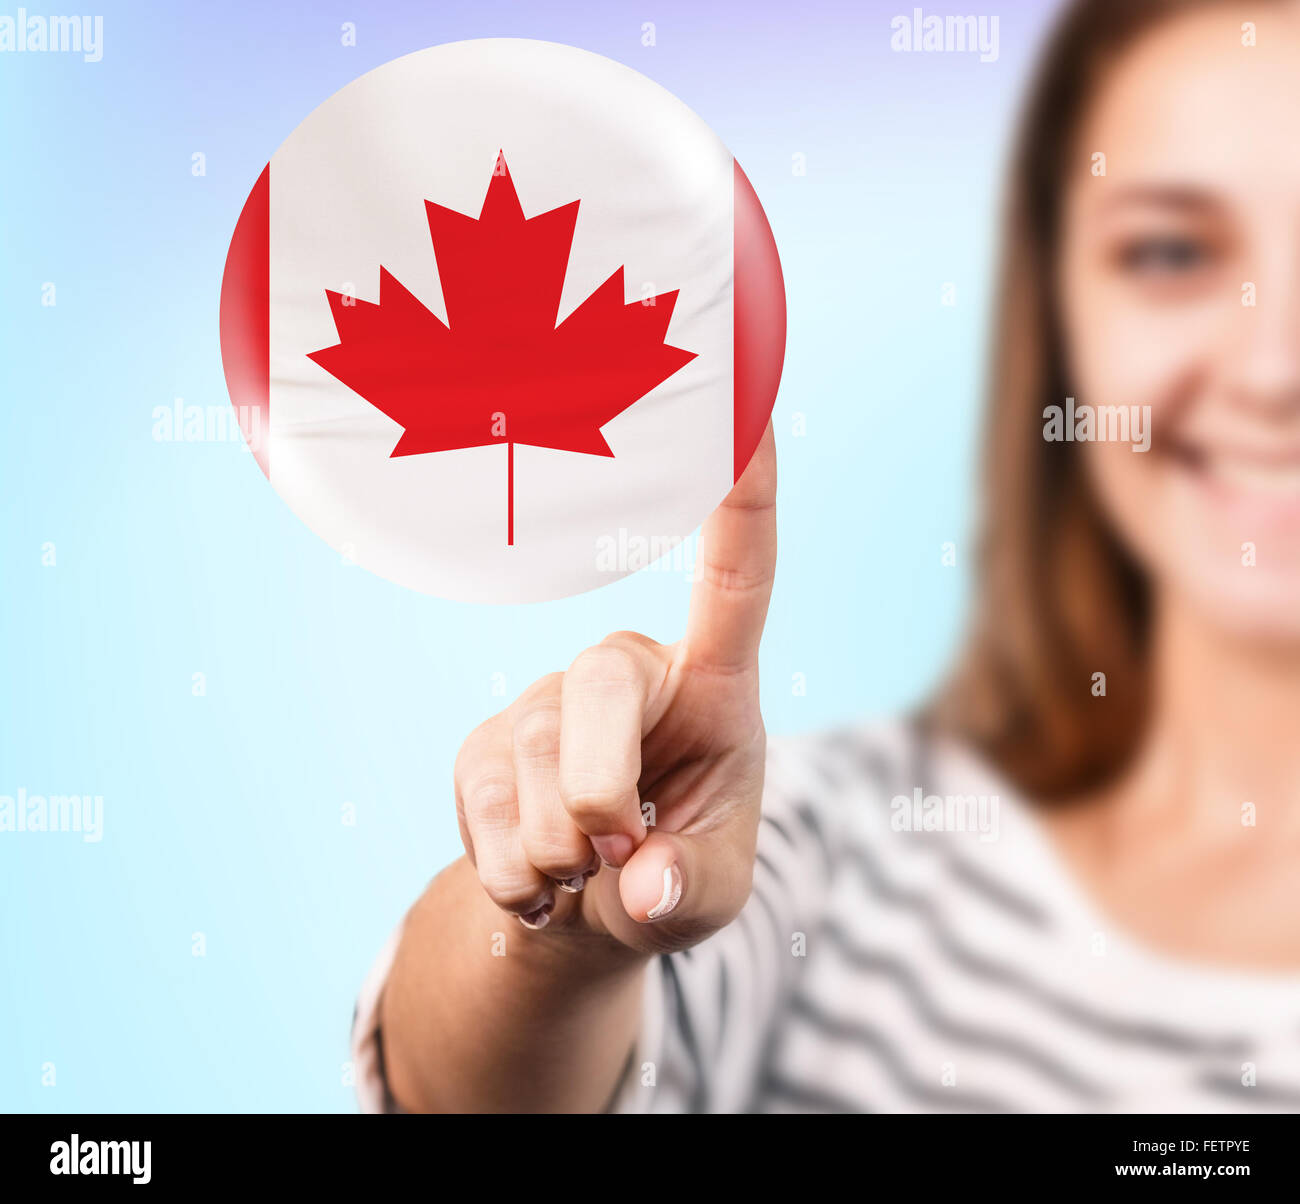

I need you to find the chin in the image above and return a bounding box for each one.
[1179,566,1300,648]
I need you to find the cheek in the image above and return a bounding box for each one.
[1083,440,1163,558]
[1063,261,1193,571]
[1084,435,1300,643]
[1066,260,1300,641]
[1062,257,1222,417]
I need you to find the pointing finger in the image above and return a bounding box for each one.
[683,421,777,673]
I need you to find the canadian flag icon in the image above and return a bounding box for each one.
[220,39,785,603]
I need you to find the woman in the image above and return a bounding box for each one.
[354,0,1300,1112]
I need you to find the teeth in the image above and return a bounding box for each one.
[1207,458,1300,497]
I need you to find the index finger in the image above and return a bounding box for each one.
[683,421,777,672]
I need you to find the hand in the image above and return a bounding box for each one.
[452,424,777,954]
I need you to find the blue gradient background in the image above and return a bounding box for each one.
[1,0,1059,1110]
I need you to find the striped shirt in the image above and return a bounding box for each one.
[353,721,1300,1113]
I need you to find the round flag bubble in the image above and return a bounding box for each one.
[220,38,785,603]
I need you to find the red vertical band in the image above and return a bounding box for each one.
[219,164,271,478]
[732,159,786,481]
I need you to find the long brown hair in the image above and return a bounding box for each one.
[932,0,1242,801]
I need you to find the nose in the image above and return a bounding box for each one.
[1226,254,1300,418]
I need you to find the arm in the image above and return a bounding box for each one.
[378,425,778,1113]
[380,859,647,1112]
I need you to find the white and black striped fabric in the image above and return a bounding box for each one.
[355,721,1300,1113]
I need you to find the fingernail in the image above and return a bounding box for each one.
[518,906,551,930]
[555,874,587,894]
[646,863,683,921]
[591,834,635,868]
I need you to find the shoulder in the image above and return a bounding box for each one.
[757,717,929,867]
[763,717,1037,879]
[765,716,934,812]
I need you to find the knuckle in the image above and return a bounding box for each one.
[518,828,589,877]
[478,865,547,912]
[454,715,506,779]
[512,703,561,760]
[696,558,773,597]
[516,671,564,707]
[566,643,644,698]
[462,773,516,819]
[602,630,659,655]
[560,777,636,826]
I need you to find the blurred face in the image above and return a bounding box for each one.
[1059,3,1300,642]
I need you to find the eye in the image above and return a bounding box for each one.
[1118,235,1212,275]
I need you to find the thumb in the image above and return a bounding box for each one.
[617,822,758,930]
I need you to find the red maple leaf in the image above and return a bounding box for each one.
[307,152,697,545]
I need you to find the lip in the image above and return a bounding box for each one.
[1171,442,1300,525]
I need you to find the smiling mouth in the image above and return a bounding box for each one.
[1170,442,1300,505]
